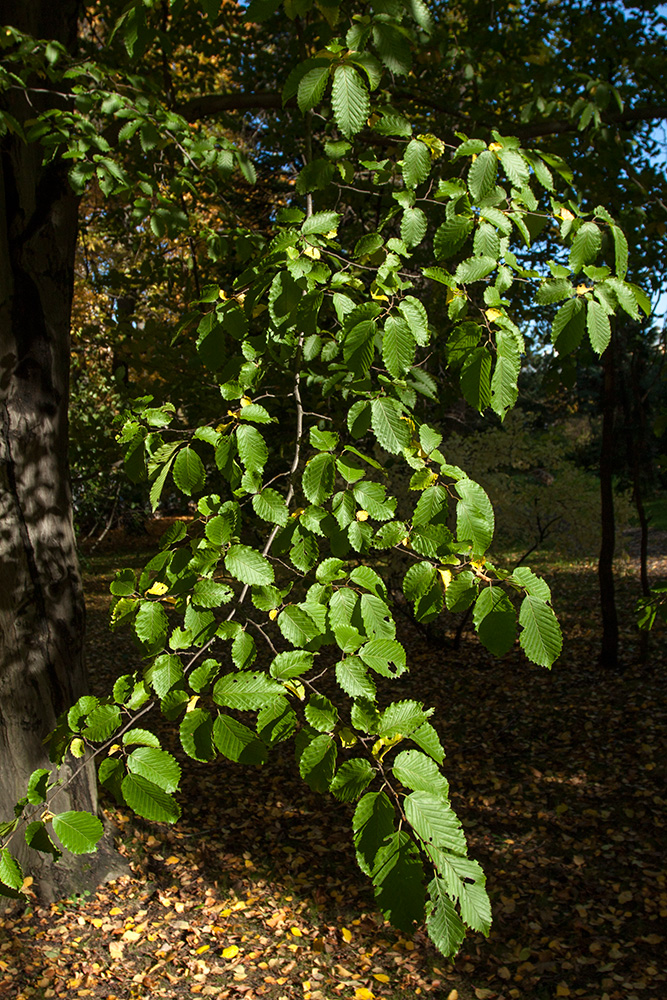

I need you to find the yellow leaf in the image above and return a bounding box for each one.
[222,946,240,960]
[471,558,485,571]
[485,308,502,322]
[122,929,141,943]
[108,744,121,756]
[400,537,411,548]
[240,396,252,407]
[325,229,338,239]
[145,582,168,596]
[290,927,303,937]
[558,208,575,222]
[291,507,304,519]
[109,907,122,916]
[337,726,358,748]
[341,927,352,943]
[355,510,369,521]
[556,986,570,997]
[354,989,374,1000]
[219,289,227,300]
[576,284,590,296]
[438,569,452,589]
[268,609,279,620]
[165,855,180,865]
[373,974,390,983]
[69,738,85,758]
[488,142,502,152]
[185,695,200,713]
[303,245,321,260]
[236,292,246,304]
[195,945,210,955]
[90,918,103,928]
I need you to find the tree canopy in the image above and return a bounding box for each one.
[1,0,664,958]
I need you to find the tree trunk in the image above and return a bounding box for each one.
[0,1,123,899]
[598,333,619,669]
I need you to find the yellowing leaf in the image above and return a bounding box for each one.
[195,945,210,954]
[303,245,321,260]
[268,609,279,620]
[290,926,303,937]
[222,945,240,959]
[165,855,180,865]
[488,142,502,152]
[186,695,200,713]
[341,927,352,943]
[109,907,122,916]
[354,989,374,1000]
[355,510,369,521]
[240,396,252,406]
[438,569,452,589]
[145,582,168,596]
[325,229,338,239]
[485,308,502,322]
[373,974,390,984]
[558,208,575,221]
[576,284,590,296]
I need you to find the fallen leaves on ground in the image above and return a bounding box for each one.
[0,527,664,1000]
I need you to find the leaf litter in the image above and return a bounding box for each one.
[0,529,664,1000]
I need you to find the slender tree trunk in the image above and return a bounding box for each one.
[0,1,123,898]
[598,333,619,669]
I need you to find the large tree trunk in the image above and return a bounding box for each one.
[0,1,123,899]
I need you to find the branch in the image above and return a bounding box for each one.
[178,91,287,121]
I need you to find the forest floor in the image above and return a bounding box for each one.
[0,524,665,1000]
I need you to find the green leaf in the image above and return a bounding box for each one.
[353,791,395,876]
[404,562,436,602]
[511,566,551,601]
[51,811,104,854]
[519,595,563,667]
[434,851,492,935]
[569,221,601,272]
[411,722,445,764]
[127,747,181,793]
[372,831,426,932]
[236,424,268,472]
[232,629,256,669]
[192,580,234,609]
[468,150,497,201]
[344,319,376,376]
[331,64,369,138]
[302,452,336,505]
[188,659,220,693]
[270,650,314,679]
[459,344,491,412]
[225,545,274,586]
[455,478,494,554]
[491,329,521,418]
[535,278,573,305]
[434,217,474,259]
[213,714,268,764]
[301,210,341,236]
[455,255,496,284]
[360,638,406,678]
[378,700,427,739]
[473,587,516,656]
[383,316,416,377]
[331,758,374,802]
[398,296,429,346]
[586,298,611,354]
[405,791,468,854]
[257,698,297,745]
[122,728,161,748]
[401,207,428,248]
[371,397,410,453]
[26,769,51,805]
[134,601,168,650]
[278,605,320,647]
[305,694,338,732]
[413,485,448,527]
[0,848,23,892]
[393,749,449,798]
[426,876,466,958]
[121,774,181,823]
[297,64,330,112]
[173,447,205,496]
[179,708,216,762]
[551,297,586,355]
[146,654,184,699]
[299,733,337,792]
[213,671,283,710]
[445,571,478,612]
[611,225,628,280]
[25,821,61,861]
[402,139,431,188]
[335,656,377,699]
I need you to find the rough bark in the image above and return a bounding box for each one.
[598,334,619,669]
[0,0,124,899]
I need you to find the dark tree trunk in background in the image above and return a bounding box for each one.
[0,1,122,898]
[598,333,619,669]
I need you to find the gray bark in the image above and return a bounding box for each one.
[0,0,124,898]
